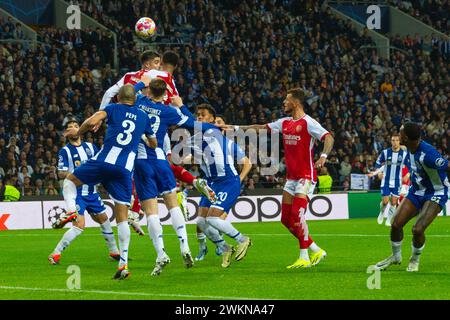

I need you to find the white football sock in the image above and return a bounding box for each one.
[147,214,166,259]
[206,216,246,243]
[380,201,387,216]
[197,216,223,242]
[197,232,206,242]
[169,207,190,254]
[391,240,402,258]
[388,204,397,217]
[99,220,118,254]
[63,179,78,213]
[411,243,424,262]
[54,226,83,254]
[299,249,310,260]
[117,221,130,268]
[308,242,321,253]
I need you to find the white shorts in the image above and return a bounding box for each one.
[284,179,316,198]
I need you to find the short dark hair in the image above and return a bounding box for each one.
[149,78,167,98]
[65,119,79,129]
[162,50,179,68]
[216,114,225,120]
[196,104,216,119]
[402,122,421,140]
[287,88,305,104]
[140,50,160,65]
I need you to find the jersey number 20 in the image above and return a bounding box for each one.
[116,120,136,145]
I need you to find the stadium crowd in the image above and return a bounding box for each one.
[389,0,449,34]
[0,0,448,197]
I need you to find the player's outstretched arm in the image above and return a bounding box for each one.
[100,76,126,110]
[367,165,384,178]
[239,156,252,183]
[225,124,267,132]
[315,134,334,169]
[65,111,107,138]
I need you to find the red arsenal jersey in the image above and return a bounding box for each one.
[145,69,179,105]
[401,165,410,186]
[266,114,330,181]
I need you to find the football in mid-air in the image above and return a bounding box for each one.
[48,206,66,227]
[135,17,156,40]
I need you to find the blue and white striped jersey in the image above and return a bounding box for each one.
[58,142,98,196]
[135,94,188,160]
[189,128,246,182]
[92,103,154,172]
[375,148,409,189]
[408,141,449,196]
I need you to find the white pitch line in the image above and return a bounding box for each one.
[2,233,450,238]
[0,285,269,300]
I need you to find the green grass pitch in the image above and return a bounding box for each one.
[1,217,450,300]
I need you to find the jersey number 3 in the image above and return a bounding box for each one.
[116,120,136,146]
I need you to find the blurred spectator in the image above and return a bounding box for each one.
[317,167,333,194]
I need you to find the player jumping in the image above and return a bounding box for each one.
[99,50,215,210]
[133,78,220,275]
[367,134,409,226]
[224,88,334,268]
[194,114,232,261]
[176,103,253,268]
[374,122,449,272]
[48,119,120,264]
[61,85,157,280]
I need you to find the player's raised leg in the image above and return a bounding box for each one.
[56,174,83,228]
[407,200,442,272]
[48,212,85,265]
[374,197,418,270]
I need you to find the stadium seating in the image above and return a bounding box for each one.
[0,0,448,196]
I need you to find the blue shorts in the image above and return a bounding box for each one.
[134,159,176,201]
[73,160,132,206]
[381,185,400,197]
[199,176,241,214]
[406,192,448,210]
[76,194,106,216]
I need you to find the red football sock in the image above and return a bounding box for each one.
[171,164,195,184]
[292,197,314,249]
[131,180,141,213]
[281,203,293,232]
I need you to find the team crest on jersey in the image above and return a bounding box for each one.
[435,158,445,168]
[85,148,92,157]
[74,160,81,167]
[398,155,403,162]
[296,125,302,133]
